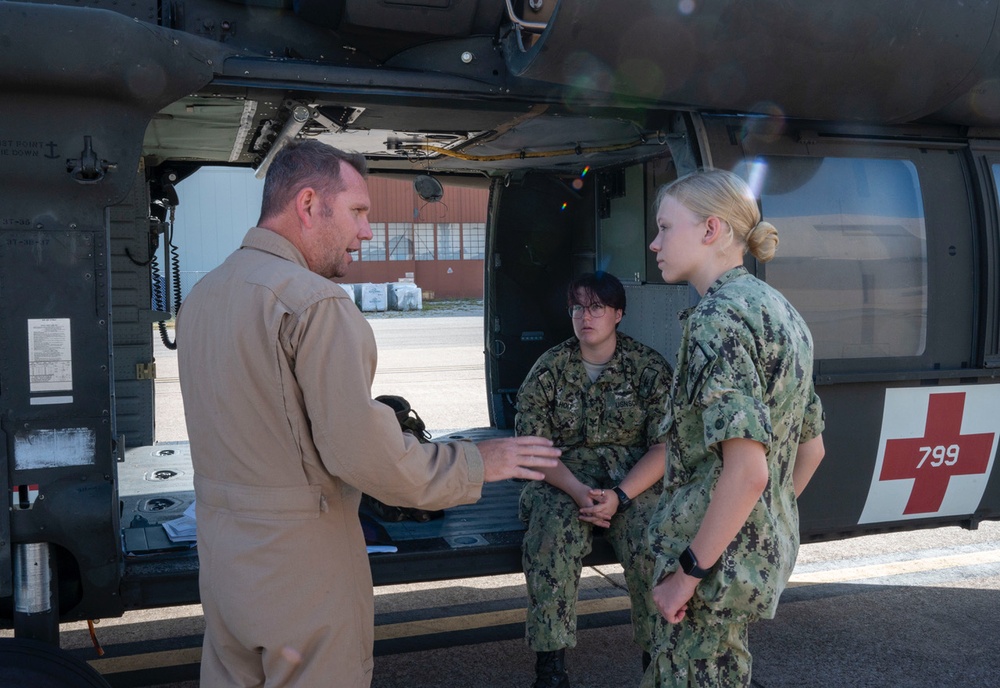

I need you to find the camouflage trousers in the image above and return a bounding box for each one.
[519,479,661,653]
[640,598,751,688]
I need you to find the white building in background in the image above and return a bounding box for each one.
[170,167,265,301]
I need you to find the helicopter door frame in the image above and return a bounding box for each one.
[968,143,1000,371]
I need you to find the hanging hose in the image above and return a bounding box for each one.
[87,619,105,657]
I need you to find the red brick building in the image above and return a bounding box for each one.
[339,176,488,299]
[175,170,487,301]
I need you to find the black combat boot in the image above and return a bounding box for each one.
[533,649,569,688]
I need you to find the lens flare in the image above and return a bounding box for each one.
[969,78,1000,118]
[744,158,769,199]
[560,202,568,211]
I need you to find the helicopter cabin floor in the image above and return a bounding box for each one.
[117,438,619,610]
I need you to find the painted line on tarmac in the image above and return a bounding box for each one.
[83,598,631,674]
[372,364,482,375]
[375,596,630,641]
[789,548,1000,585]
[89,647,201,675]
[84,549,1000,674]
[379,549,1000,642]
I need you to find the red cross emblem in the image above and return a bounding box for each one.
[879,392,995,514]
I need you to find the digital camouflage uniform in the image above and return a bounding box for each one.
[643,267,825,688]
[516,333,672,653]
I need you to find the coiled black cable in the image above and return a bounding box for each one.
[156,206,182,350]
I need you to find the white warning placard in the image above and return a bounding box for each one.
[28,318,72,393]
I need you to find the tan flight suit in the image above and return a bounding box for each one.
[177,228,484,687]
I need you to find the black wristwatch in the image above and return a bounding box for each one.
[679,546,710,579]
[612,486,632,513]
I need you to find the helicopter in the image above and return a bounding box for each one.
[2,0,1000,683]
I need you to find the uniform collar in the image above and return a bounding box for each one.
[678,266,750,323]
[573,332,624,368]
[241,227,309,269]
[703,265,749,299]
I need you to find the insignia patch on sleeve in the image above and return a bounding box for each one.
[638,366,660,399]
[686,341,714,404]
[536,368,555,398]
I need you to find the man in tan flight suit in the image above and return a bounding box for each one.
[176,140,560,688]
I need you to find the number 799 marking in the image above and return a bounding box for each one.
[917,444,960,468]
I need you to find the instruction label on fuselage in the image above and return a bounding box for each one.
[28,317,72,392]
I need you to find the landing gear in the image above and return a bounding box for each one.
[1,543,112,686]
[0,638,111,687]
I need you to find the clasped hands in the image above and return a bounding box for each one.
[577,486,619,528]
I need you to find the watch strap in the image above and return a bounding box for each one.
[679,546,709,579]
[612,486,632,513]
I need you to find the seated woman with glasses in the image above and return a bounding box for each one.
[515,271,673,688]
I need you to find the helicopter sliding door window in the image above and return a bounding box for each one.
[755,156,927,360]
[701,111,976,376]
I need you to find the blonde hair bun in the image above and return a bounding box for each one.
[747,220,779,263]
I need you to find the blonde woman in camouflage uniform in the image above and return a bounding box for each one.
[644,169,826,687]
[516,272,673,688]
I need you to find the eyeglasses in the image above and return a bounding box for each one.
[568,303,607,319]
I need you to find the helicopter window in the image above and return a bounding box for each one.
[756,156,927,360]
